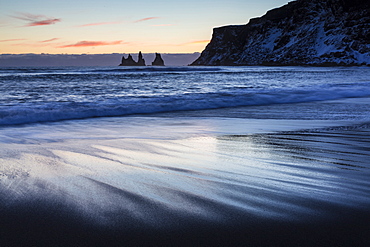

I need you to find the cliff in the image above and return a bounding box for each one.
[191,0,370,66]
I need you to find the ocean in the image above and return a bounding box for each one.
[1,66,370,246]
[1,66,370,125]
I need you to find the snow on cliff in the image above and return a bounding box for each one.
[191,0,370,66]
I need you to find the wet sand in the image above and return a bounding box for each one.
[1,100,370,246]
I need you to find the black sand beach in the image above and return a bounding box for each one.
[1,98,370,246]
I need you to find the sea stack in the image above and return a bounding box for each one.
[191,0,370,66]
[152,53,165,66]
[119,54,137,66]
[119,52,146,66]
[137,51,146,66]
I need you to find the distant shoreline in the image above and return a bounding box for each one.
[0,53,201,67]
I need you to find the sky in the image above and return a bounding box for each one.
[0,0,290,54]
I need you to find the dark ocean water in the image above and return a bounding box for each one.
[1,66,370,125]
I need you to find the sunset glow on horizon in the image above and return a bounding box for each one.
[1,0,290,54]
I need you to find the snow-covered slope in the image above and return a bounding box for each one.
[191,0,370,66]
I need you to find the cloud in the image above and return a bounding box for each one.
[0,39,26,42]
[40,38,59,43]
[4,38,60,47]
[58,40,124,48]
[28,19,60,26]
[11,41,64,48]
[12,12,61,27]
[134,17,160,23]
[77,21,122,27]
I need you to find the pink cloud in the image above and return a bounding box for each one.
[58,40,124,48]
[40,38,59,43]
[134,17,159,23]
[27,19,60,26]
[12,12,61,27]
[77,21,122,27]
[11,42,57,48]
[0,39,26,42]
[7,38,61,48]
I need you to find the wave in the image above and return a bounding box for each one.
[0,66,223,77]
[1,86,370,126]
[91,67,223,73]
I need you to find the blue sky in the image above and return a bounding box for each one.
[0,0,290,54]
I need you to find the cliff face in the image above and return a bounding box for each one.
[191,0,370,66]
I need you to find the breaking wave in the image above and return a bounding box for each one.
[1,66,370,126]
[1,87,370,126]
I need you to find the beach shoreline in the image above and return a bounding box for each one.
[1,97,370,246]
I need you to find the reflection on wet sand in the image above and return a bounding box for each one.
[1,119,370,246]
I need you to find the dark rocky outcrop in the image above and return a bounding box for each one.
[119,54,137,66]
[152,53,165,66]
[119,51,146,66]
[137,51,146,66]
[191,0,370,66]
